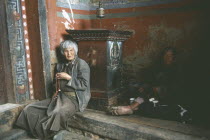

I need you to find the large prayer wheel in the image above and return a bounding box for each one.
[66,29,132,110]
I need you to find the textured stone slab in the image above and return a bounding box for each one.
[69,109,210,140]
[0,103,24,133]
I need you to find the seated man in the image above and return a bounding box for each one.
[109,47,192,124]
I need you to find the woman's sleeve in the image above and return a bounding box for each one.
[66,61,90,91]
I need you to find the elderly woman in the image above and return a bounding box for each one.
[16,40,90,139]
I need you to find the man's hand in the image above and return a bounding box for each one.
[56,72,71,80]
[138,87,144,93]
[109,106,133,116]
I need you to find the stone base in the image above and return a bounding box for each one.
[1,107,210,140]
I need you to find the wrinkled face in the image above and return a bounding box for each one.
[64,47,75,61]
[163,50,174,65]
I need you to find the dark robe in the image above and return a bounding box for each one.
[136,63,192,123]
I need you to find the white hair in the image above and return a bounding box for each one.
[60,40,78,55]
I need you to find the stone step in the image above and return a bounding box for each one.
[1,129,101,140]
[1,129,27,140]
[68,109,210,140]
[1,128,39,140]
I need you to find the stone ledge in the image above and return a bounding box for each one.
[69,109,210,140]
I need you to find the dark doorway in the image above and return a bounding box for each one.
[0,0,16,104]
[0,40,7,104]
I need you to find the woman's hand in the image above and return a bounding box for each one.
[56,72,71,80]
[52,92,58,100]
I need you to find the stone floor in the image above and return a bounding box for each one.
[1,129,96,140]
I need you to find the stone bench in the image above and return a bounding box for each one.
[1,103,210,140]
[68,109,210,140]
